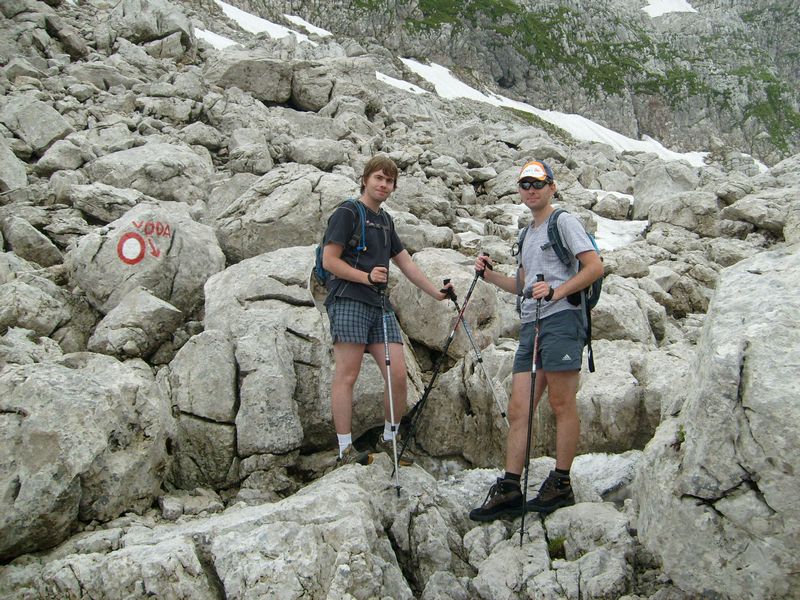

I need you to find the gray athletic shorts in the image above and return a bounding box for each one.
[327,297,403,345]
[512,309,586,373]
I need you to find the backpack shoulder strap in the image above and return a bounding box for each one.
[515,226,528,264]
[514,226,529,311]
[341,198,367,252]
[545,208,573,266]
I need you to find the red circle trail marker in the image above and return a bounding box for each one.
[117,232,146,265]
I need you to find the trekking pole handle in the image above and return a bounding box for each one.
[476,252,493,278]
[522,274,545,299]
[369,264,389,291]
[441,278,457,302]
[533,273,544,299]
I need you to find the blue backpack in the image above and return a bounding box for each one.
[514,208,603,371]
[314,199,367,286]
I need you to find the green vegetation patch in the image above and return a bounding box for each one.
[547,535,567,560]
[503,107,575,145]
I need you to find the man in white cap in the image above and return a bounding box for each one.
[469,160,603,521]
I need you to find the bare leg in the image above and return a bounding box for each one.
[544,370,580,470]
[366,342,408,423]
[331,343,367,435]
[504,371,548,474]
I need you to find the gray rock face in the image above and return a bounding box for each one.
[67,182,150,223]
[0,137,27,192]
[0,278,71,337]
[213,164,357,262]
[635,244,800,599]
[258,0,799,164]
[85,142,213,204]
[110,0,194,49]
[0,216,62,267]
[67,203,225,315]
[0,96,74,156]
[203,48,293,103]
[0,0,798,595]
[0,355,172,561]
[87,286,183,359]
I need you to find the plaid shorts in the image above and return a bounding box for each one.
[327,297,403,345]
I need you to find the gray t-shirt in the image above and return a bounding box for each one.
[518,210,596,323]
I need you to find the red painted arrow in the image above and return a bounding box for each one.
[148,238,161,257]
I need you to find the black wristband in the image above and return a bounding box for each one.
[367,272,375,285]
[544,286,554,302]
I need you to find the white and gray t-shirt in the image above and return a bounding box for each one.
[518,210,596,323]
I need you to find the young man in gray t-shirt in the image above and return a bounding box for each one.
[469,160,604,521]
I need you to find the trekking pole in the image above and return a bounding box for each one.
[377,280,402,496]
[445,281,510,428]
[395,271,481,471]
[520,273,544,547]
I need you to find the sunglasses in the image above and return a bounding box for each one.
[518,180,550,190]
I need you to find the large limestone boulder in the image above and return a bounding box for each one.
[291,61,335,111]
[416,340,515,468]
[67,182,152,223]
[0,354,173,561]
[634,244,800,599]
[0,277,71,337]
[161,329,239,489]
[719,187,795,238]
[203,48,292,104]
[85,142,213,205]
[0,96,73,156]
[0,137,27,192]
[66,203,225,315]
[213,164,358,263]
[0,216,63,267]
[648,190,722,237]
[0,327,64,367]
[631,159,699,219]
[203,246,424,450]
[110,0,194,51]
[591,275,659,345]
[385,175,456,227]
[533,340,656,457]
[87,286,183,359]
[0,272,99,352]
[391,248,499,358]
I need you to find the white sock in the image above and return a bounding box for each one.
[383,421,398,441]
[337,433,352,458]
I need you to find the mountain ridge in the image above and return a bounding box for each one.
[226,0,800,165]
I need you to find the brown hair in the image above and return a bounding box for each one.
[360,155,399,193]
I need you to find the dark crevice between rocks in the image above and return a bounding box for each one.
[191,533,228,600]
[286,327,313,342]
[681,493,725,519]
[177,410,234,427]
[384,511,424,598]
[243,292,314,307]
[735,466,777,515]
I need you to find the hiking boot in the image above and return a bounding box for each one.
[329,445,370,472]
[469,477,524,522]
[525,471,575,513]
[369,436,414,466]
